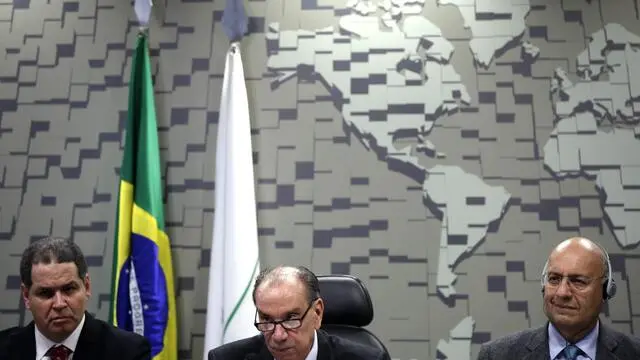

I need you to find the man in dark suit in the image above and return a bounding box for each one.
[208,265,390,360]
[0,236,150,359]
[477,237,640,360]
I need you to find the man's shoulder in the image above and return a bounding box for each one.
[0,325,25,348]
[0,326,23,339]
[86,316,148,347]
[208,334,264,360]
[323,331,387,360]
[601,323,640,353]
[480,326,542,353]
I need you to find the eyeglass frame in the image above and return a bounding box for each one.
[253,298,319,333]
[542,272,607,292]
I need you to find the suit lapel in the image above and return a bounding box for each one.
[596,323,621,360]
[73,313,100,359]
[9,322,36,360]
[522,325,551,360]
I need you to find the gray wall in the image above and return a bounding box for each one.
[1,0,639,359]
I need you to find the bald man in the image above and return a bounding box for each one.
[477,237,640,360]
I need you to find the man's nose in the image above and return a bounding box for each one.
[555,278,573,297]
[52,292,66,308]
[271,324,288,341]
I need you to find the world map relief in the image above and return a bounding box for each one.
[263,0,639,358]
[544,23,640,248]
[2,0,640,359]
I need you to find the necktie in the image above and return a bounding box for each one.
[561,344,582,360]
[46,344,72,360]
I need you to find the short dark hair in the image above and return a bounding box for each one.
[20,236,88,289]
[252,265,320,305]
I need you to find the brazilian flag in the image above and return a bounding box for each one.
[110,32,178,360]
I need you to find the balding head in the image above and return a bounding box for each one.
[544,237,608,279]
[252,265,320,305]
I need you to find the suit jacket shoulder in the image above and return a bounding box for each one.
[208,334,265,360]
[0,325,23,344]
[320,331,389,360]
[0,325,28,358]
[597,323,640,359]
[477,326,547,360]
[76,314,151,360]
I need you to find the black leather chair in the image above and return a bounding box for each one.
[317,275,390,357]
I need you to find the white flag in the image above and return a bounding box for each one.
[203,43,261,359]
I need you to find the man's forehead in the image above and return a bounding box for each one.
[256,302,305,316]
[32,279,80,289]
[32,261,78,270]
[256,276,306,296]
[255,286,308,312]
[31,262,82,282]
[547,253,601,275]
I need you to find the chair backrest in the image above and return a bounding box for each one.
[317,275,390,356]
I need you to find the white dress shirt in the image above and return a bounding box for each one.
[305,330,318,360]
[35,314,86,360]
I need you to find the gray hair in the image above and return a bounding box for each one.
[252,265,320,305]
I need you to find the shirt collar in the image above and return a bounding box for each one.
[35,313,86,359]
[548,320,599,359]
[305,330,318,360]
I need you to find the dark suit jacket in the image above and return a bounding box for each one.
[477,321,640,360]
[0,312,151,360]
[208,329,390,360]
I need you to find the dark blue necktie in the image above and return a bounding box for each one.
[561,344,582,360]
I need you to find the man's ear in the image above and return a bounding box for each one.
[21,284,31,310]
[314,298,324,329]
[84,274,92,298]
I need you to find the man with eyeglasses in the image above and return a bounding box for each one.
[477,237,640,359]
[208,265,389,360]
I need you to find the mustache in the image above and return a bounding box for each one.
[550,300,577,309]
[50,313,74,320]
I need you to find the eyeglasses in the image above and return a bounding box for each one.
[543,273,605,291]
[254,299,317,332]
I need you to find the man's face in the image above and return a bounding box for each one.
[255,279,323,360]
[21,262,91,343]
[542,241,604,334]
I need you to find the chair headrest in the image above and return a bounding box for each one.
[317,275,373,327]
